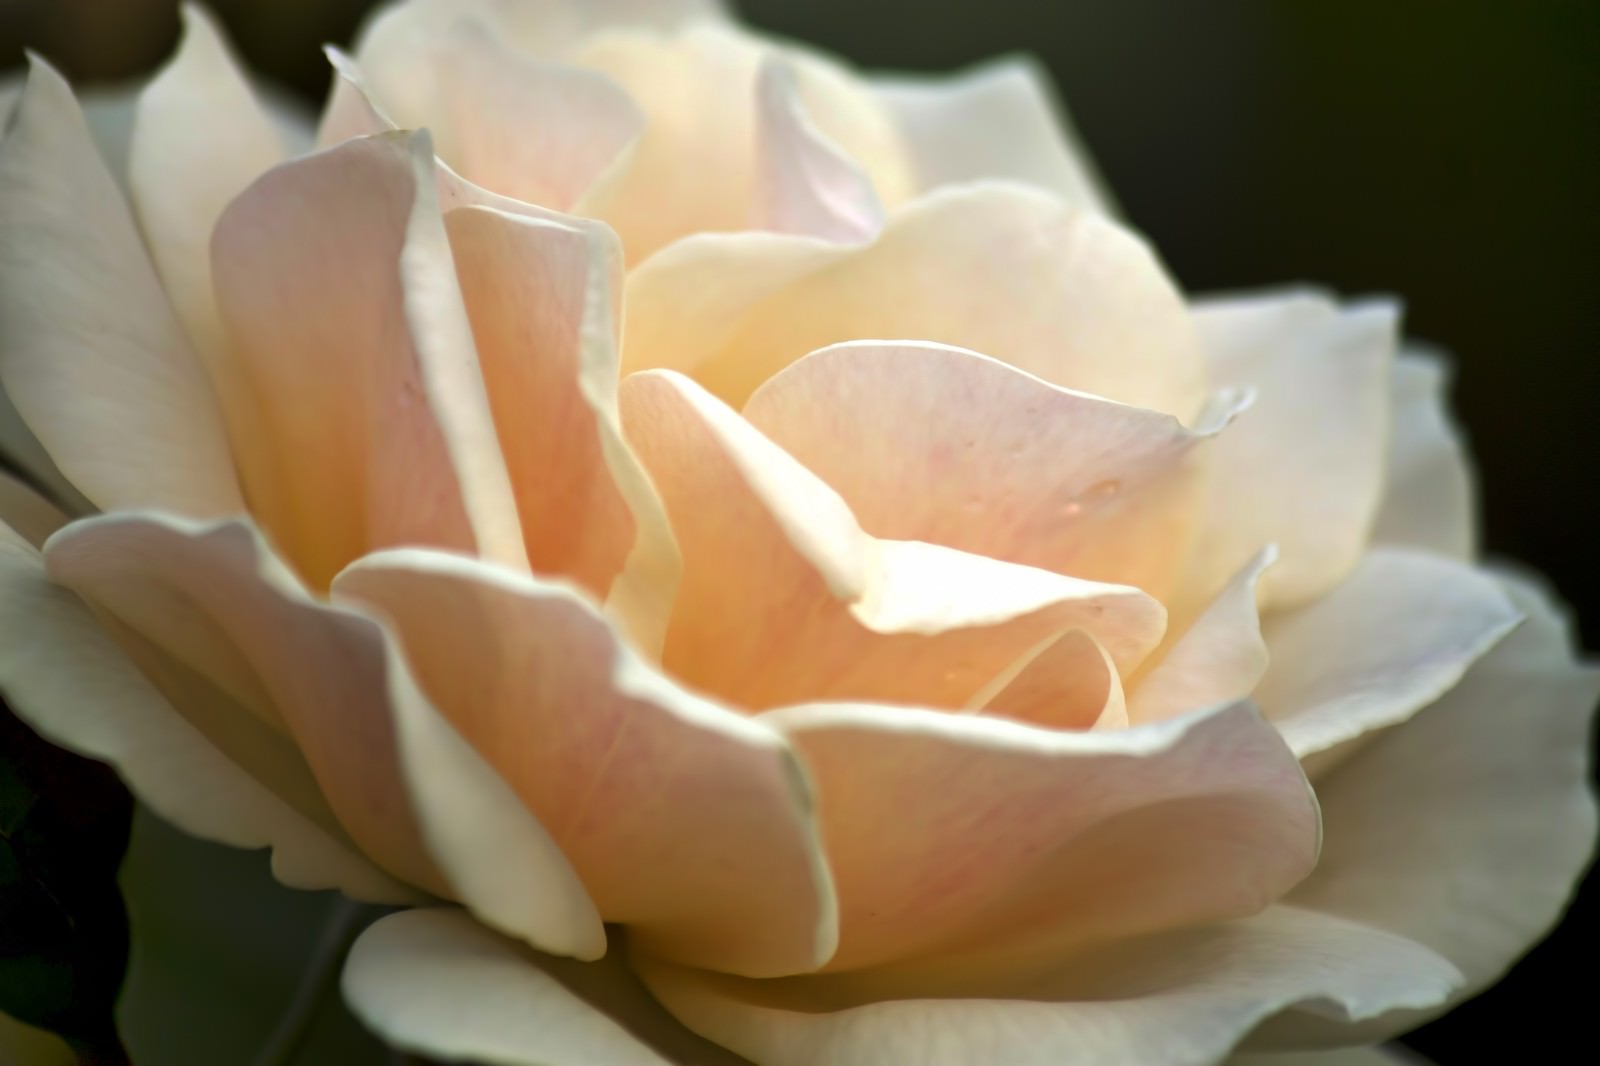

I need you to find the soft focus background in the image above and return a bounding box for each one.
[1,1,1595,1062]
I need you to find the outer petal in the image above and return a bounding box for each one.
[622,183,1203,414]
[1129,547,1276,725]
[754,58,883,242]
[1184,291,1395,610]
[755,700,1320,972]
[1285,571,1597,1015]
[1255,549,1521,760]
[443,203,681,652]
[344,909,749,1066]
[211,129,526,588]
[1368,348,1476,561]
[0,520,410,903]
[0,57,242,517]
[636,906,1459,1066]
[43,513,446,895]
[621,369,1166,710]
[334,549,838,978]
[744,340,1241,596]
[873,54,1115,214]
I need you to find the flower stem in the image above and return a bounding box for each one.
[251,896,369,1066]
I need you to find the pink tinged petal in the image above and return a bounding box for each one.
[0,57,243,517]
[1255,549,1521,760]
[1129,546,1277,725]
[754,58,883,242]
[620,369,1165,710]
[343,909,750,1066]
[0,520,412,904]
[874,54,1115,215]
[1285,571,1598,1013]
[756,700,1320,973]
[44,513,449,895]
[211,130,526,589]
[744,340,1241,596]
[1184,291,1396,610]
[977,629,1127,732]
[444,204,681,652]
[333,549,838,978]
[622,183,1204,415]
[1369,348,1477,561]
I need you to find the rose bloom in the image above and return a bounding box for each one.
[0,1,1594,1063]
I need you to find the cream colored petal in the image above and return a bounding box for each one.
[1129,547,1276,725]
[978,629,1127,732]
[0,520,410,903]
[756,700,1318,972]
[211,129,525,588]
[0,468,68,549]
[444,204,680,653]
[44,513,447,895]
[0,373,95,517]
[622,369,1166,710]
[637,906,1458,1066]
[1184,291,1395,610]
[1256,549,1520,759]
[754,58,883,242]
[334,548,838,978]
[1369,347,1476,561]
[0,57,242,517]
[744,340,1238,596]
[1285,571,1597,1021]
[343,909,751,1066]
[873,54,1114,214]
[623,183,1203,414]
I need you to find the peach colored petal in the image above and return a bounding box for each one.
[1182,291,1395,611]
[1255,549,1520,760]
[1128,546,1276,725]
[44,513,447,895]
[754,58,883,242]
[0,519,411,904]
[211,130,525,588]
[622,183,1204,414]
[755,700,1319,973]
[1369,348,1476,561]
[977,629,1127,732]
[621,369,1165,709]
[744,340,1241,596]
[636,906,1458,1066]
[334,548,838,978]
[443,204,680,652]
[1282,572,1596,1035]
[873,54,1114,214]
[0,57,242,517]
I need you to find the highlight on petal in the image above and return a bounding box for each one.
[211,129,525,588]
[1369,347,1477,561]
[977,629,1127,732]
[1254,549,1521,760]
[1285,571,1597,1017]
[623,183,1204,415]
[637,905,1457,1066]
[621,369,1166,710]
[0,519,411,904]
[44,513,447,896]
[1129,546,1276,725]
[343,909,748,1066]
[1183,290,1396,610]
[443,203,680,652]
[874,54,1115,214]
[754,58,884,242]
[334,548,838,978]
[754,700,1319,972]
[744,340,1241,596]
[0,57,243,517]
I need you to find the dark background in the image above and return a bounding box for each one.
[2,1,1596,1062]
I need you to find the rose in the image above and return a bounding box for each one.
[0,1,1592,1063]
